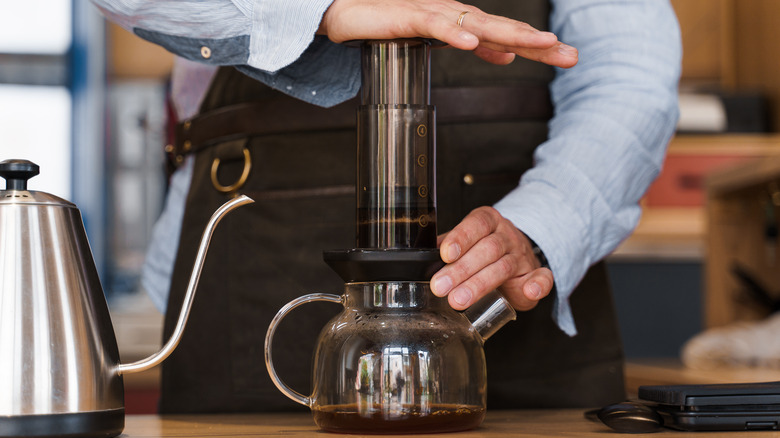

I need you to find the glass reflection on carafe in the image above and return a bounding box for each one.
[309,282,486,434]
[353,347,437,418]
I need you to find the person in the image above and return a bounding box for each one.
[91,0,681,412]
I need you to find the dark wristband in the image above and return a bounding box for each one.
[527,237,550,271]
[525,235,557,297]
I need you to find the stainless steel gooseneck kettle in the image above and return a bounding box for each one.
[0,159,253,438]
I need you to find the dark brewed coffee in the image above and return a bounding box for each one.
[357,207,437,249]
[312,403,485,434]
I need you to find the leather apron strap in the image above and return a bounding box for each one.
[168,85,553,162]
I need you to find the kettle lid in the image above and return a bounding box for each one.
[0,159,75,207]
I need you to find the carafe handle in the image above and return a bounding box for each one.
[264,293,343,407]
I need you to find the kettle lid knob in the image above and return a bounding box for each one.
[0,159,40,191]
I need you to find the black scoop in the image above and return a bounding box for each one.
[589,401,664,433]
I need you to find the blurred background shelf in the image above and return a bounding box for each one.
[613,134,780,261]
[613,207,705,261]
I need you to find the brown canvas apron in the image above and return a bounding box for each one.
[159,0,626,413]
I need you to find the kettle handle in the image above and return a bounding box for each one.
[117,195,254,375]
[265,293,344,407]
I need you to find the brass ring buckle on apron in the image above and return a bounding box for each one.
[211,147,252,193]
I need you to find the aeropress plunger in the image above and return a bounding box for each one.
[323,39,443,280]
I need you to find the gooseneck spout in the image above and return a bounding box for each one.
[117,195,254,375]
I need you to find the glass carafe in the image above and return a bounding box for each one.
[265,282,515,434]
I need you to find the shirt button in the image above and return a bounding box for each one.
[463,174,475,185]
[200,46,212,59]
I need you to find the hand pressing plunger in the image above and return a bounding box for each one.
[318,0,578,68]
[431,207,555,312]
[316,0,570,313]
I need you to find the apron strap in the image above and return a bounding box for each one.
[169,82,552,164]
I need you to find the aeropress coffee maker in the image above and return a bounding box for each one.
[265,39,517,434]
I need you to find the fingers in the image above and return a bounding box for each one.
[432,207,551,311]
[440,253,520,310]
[472,42,577,68]
[438,207,501,263]
[438,232,522,307]
[500,267,554,311]
[472,46,516,65]
[509,42,579,69]
[319,0,578,68]
[416,5,483,51]
[445,8,578,68]
[458,11,559,50]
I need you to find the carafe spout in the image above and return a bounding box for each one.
[463,290,517,342]
[117,194,254,375]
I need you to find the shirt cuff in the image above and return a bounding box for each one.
[236,36,361,107]
[494,179,592,337]
[248,0,335,71]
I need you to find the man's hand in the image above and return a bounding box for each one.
[431,207,554,311]
[319,0,578,68]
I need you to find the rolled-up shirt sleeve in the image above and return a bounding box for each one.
[494,0,681,336]
[90,0,361,107]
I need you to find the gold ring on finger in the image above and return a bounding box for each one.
[457,11,469,27]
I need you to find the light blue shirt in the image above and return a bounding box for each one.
[91,0,681,336]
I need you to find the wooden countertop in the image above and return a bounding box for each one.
[123,409,780,437]
[122,359,780,435]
